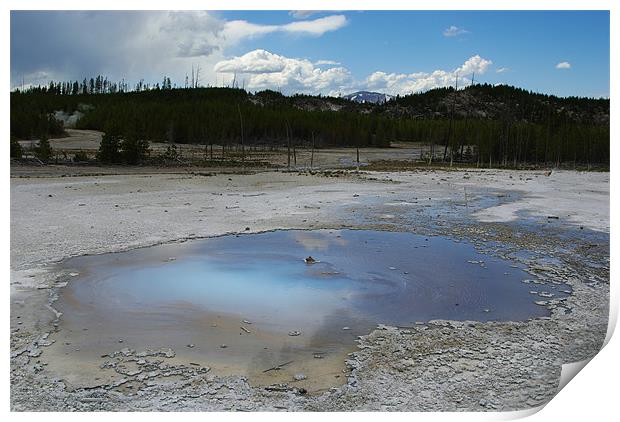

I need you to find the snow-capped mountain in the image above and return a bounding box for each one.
[343,91,393,104]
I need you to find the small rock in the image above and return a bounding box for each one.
[220,344,227,348]
[28,349,42,358]
[288,331,301,336]
[293,373,307,381]
[120,347,134,356]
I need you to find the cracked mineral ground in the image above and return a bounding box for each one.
[10,168,609,411]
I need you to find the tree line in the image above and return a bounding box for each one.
[10,78,609,167]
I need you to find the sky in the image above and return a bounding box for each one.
[10,10,610,98]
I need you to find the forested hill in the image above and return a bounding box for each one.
[383,84,609,126]
[10,82,610,165]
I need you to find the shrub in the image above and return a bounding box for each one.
[73,150,89,162]
[10,138,23,159]
[161,145,179,161]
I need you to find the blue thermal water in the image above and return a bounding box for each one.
[63,230,568,335]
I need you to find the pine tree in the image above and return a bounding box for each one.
[34,137,53,162]
[97,132,122,163]
[121,132,149,164]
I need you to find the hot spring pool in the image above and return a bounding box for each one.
[50,230,568,391]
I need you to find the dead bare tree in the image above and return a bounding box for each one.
[310,131,315,168]
[428,127,434,166]
[286,122,291,169]
[238,104,245,165]
[195,65,201,88]
[443,73,458,162]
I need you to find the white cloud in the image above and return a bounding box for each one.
[222,15,347,42]
[315,59,341,66]
[443,25,469,37]
[456,55,492,76]
[215,50,492,96]
[161,13,347,58]
[496,67,510,73]
[214,49,288,74]
[556,61,571,69]
[289,11,322,19]
[214,49,352,95]
[364,55,491,95]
